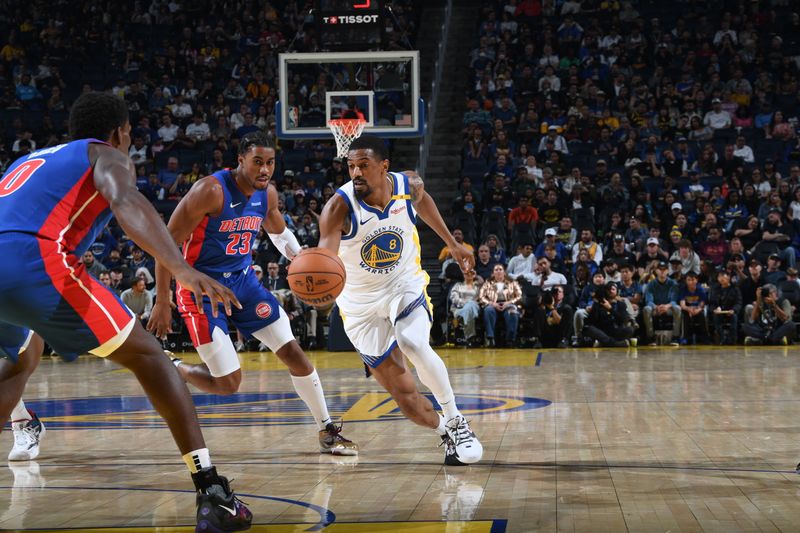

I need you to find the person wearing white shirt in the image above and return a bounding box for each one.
[523,257,568,289]
[157,114,179,142]
[507,243,536,280]
[733,135,754,163]
[537,126,569,154]
[703,99,732,130]
[169,94,193,119]
[523,155,544,186]
[185,114,211,141]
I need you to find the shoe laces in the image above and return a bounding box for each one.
[324,422,353,443]
[447,417,475,447]
[14,423,38,447]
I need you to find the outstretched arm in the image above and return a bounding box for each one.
[405,171,474,271]
[262,184,301,260]
[92,144,237,319]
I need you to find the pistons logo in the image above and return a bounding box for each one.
[256,302,272,319]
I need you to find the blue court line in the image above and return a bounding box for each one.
[0,485,335,531]
[535,352,543,366]
[14,460,800,476]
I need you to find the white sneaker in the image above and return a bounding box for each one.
[444,416,483,465]
[258,343,268,352]
[8,414,45,461]
[235,341,245,352]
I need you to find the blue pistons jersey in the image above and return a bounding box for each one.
[182,169,267,274]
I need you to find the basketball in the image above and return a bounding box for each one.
[287,248,346,307]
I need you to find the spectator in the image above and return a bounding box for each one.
[537,125,568,154]
[478,264,522,347]
[475,244,497,281]
[572,228,603,265]
[533,287,572,349]
[709,268,742,345]
[572,271,607,346]
[743,285,797,345]
[449,269,482,347]
[703,98,732,130]
[186,113,211,142]
[438,228,474,263]
[697,226,729,266]
[763,254,788,285]
[669,240,701,276]
[506,242,535,280]
[759,208,796,268]
[524,256,568,289]
[120,277,153,325]
[484,234,507,265]
[583,284,633,348]
[157,114,179,142]
[157,156,181,188]
[81,250,107,278]
[643,261,681,345]
[733,135,755,163]
[678,272,708,344]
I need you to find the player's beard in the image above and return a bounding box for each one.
[353,181,371,200]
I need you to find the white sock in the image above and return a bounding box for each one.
[435,413,447,436]
[439,399,461,422]
[396,307,462,421]
[291,369,332,430]
[182,448,212,474]
[10,400,30,423]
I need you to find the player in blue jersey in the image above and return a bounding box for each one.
[0,92,252,532]
[148,131,357,456]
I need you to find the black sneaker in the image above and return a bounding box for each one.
[193,467,252,532]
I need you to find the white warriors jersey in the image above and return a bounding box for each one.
[335,172,427,302]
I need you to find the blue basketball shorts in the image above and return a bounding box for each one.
[0,235,134,362]
[176,266,281,347]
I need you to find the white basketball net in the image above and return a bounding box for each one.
[328,118,367,159]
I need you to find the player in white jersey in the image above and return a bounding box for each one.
[318,135,482,465]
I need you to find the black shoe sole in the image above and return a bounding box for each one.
[444,454,469,466]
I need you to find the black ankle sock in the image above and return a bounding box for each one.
[191,466,221,491]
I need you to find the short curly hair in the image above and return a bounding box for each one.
[68,91,129,141]
[239,131,274,155]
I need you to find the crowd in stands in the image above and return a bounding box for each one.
[5,0,800,351]
[441,0,800,348]
[0,0,419,351]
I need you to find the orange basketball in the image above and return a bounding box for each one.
[287,247,346,306]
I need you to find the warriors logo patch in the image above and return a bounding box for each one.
[360,230,403,273]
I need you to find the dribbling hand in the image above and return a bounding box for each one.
[174,267,242,317]
[147,301,173,339]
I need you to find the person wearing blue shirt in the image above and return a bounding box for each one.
[643,261,681,345]
[678,272,708,344]
[572,271,607,346]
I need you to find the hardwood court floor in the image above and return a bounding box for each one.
[3,345,800,532]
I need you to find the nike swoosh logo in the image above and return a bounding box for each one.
[230,202,242,208]
[219,504,237,516]
[360,217,374,224]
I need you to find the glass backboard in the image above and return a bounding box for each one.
[277,51,423,139]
